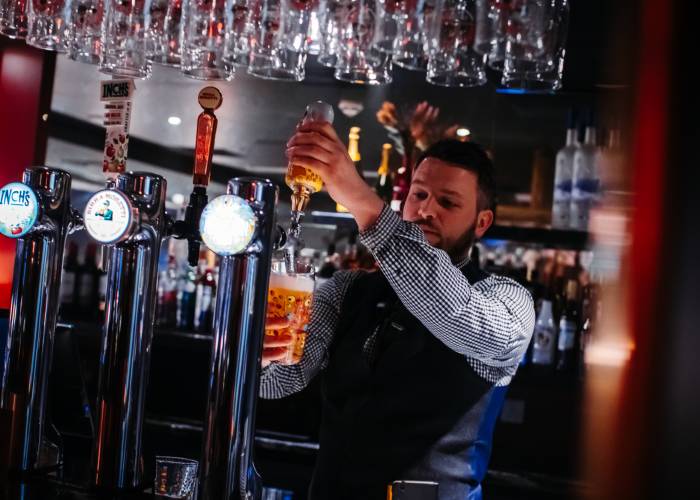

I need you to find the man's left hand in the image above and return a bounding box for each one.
[286,121,385,230]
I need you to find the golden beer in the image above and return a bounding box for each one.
[286,101,334,215]
[285,164,323,214]
[266,270,315,365]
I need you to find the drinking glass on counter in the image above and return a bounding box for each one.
[266,258,315,365]
[154,456,199,499]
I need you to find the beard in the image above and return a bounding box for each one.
[415,219,477,263]
[447,221,477,263]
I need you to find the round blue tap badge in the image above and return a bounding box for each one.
[84,189,133,244]
[200,195,257,256]
[0,182,39,238]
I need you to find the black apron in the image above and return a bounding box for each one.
[310,261,505,500]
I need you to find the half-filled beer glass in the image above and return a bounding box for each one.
[266,258,315,365]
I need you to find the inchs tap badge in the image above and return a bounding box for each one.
[0,182,39,238]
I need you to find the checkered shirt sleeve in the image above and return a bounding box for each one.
[259,205,536,398]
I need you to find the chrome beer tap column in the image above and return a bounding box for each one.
[83,172,167,489]
[83,86,223,490]
[198,178,279,500]
[0,167,80,474]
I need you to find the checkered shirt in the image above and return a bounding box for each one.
[260,205,536,398]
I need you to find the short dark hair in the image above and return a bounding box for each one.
[415,140,496,212]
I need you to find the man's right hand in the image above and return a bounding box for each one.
[262,317,293,368]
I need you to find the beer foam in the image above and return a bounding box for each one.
[270,272,314,293]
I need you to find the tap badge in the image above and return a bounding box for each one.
[0,182,39,238]
[200,195,257,256]
[84,190,133,244]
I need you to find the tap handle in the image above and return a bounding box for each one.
[184,186,208,266]
[193,87,223,188]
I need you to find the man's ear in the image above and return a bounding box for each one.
[474,209,494,239]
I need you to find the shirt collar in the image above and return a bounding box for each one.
[454,256,471,269]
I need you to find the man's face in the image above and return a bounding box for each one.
[403,158,494,261]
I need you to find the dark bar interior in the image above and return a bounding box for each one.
[1,0,697,499]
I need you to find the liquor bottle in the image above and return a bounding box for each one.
[194,250,217,333]
[556,280,580,373]
[98,250,108,320]
[578,282,599,379]
[60,241,80,318]
[390,152,412,213]
[78,243,101,316]
[551,110,578,228]
[374,143,394,204]
[285,101,335,216]
[596,127,623,200]
[337,126,363,212]
[157,250,179,328]
[570,117,599,231]
[531,299,557,366]
[177,262,197,331]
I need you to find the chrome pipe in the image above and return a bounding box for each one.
[89,172,167,489]
[199,177,279,500]
[0,167,77,473]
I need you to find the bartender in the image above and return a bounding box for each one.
[260,122,535,499]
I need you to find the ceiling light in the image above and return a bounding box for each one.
[168,116,182,126]
[456,127,471,138]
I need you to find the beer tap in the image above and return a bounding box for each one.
[83,171,168,490]
[198,177,279,500]
[171,87,222,266]
[283,101,334,264]
[82,86,223,490]
[0,168,81,474]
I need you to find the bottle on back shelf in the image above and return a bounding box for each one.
[556,279,580,373]
[177,261,197,331]
[374,143,394,204]
[578,282,600,379]
[390,151,412,213]
[194,250,217,333]
[156,243,179,328]
[340,233,360,270]
[79,243,101,317]
[60,241,80,318]
[98,249,108,319]
[551,110,578,228]
[318,242,341,282]
[531,299,557,366]
[570,114,600,231]
[337,126,364,212]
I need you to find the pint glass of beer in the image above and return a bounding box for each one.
[266,258,315,364]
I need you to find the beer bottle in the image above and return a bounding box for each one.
[59,241,80,319]
[374,143,394,204]
[194,251,217,333]
[556,280,580,373]
[337,126,364,212]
